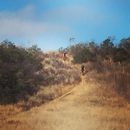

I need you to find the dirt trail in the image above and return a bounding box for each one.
[2,75,130,130]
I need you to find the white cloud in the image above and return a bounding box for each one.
[44,4,122,26]
[0,3,119,44]
[0,5,72,41]
[0,18,70,37]
[43,5,104,23]
[0,5,35,20]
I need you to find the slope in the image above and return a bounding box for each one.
[1,74,130,130]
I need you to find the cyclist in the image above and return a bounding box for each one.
[63,52,67,61]
[81,63,85,74]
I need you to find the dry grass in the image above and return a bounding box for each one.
[85,61,130,102]
[0,104,22,129]
[24,51,81,108]
[1,60,130,130]
[0,73,130,130]
[40,51,81,86]
[0,51,80,113]
[0,83,77,129]
[27,83,76,108]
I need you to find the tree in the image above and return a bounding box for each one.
[99,37,114,60]
[112,48,128,63]
[0,40,43,104]
[27,45,41,55]
[71,43,95,63]
[119,37,130,54]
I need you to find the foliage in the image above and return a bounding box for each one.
[0,40,43,104]
[119,38,130,54]
[0,41,81,106]
[60,36,130,64]
[68,43,98,63]
[99,37,114,60]
[40,51,81,86]
[59,36,130,101]
[112,48,129,63]
[1,35,130,105]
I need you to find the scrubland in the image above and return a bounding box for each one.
[1,38,130,130]
[1,60,130,130]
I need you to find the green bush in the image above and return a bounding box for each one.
[0,40,43,104]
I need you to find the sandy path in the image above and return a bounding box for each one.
[2,76,130,130]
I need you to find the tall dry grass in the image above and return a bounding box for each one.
[85,61,130,103]
[21,51,81,109]
[0,51,81,112]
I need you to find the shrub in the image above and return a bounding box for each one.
[114,73,130,100]
[0,41,43,104]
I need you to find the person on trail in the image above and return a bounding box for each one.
[63,52,67,61]
[81,64,85,74]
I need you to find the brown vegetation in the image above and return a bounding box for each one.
[0,37,130,129]
[0,70,130,130]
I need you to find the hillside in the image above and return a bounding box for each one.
[0,39,130,130]
[0,73,130,130]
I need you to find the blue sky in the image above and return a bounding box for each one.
[0,0,130,51]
